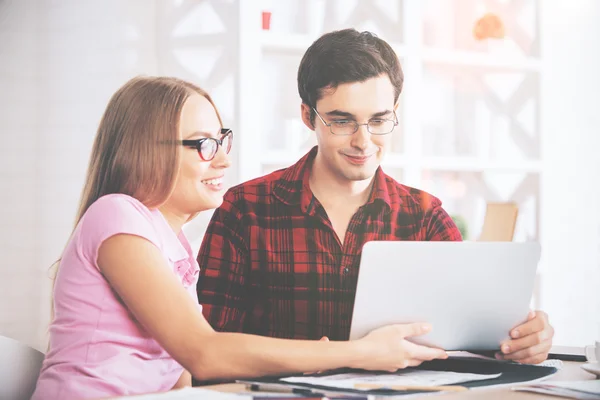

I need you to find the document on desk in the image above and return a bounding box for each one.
[513,380,600,400]
[281,370,501,391]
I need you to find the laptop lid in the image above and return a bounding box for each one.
[348,241,541,351]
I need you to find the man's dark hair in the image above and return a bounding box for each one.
[297,28,404,126]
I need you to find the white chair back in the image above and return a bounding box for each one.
[0,335,45,400]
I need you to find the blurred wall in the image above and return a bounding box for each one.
[0,0,598,352]
[540,0,600,344]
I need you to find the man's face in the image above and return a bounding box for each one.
[303,74,398,182]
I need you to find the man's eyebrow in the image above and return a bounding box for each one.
[371,110,394,118]
[324,109,354,118]
[324,109,394,118]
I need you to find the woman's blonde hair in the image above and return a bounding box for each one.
[49,76,222,321]
[76,76,222,223]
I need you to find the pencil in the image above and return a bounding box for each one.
[354,383,468,392]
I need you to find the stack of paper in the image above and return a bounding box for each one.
[514,380,600,399]
[281,370,501,391]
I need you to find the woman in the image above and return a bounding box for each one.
[32,76,447,400]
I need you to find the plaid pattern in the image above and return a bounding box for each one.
[197,147,462,341]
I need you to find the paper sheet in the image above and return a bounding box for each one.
[281,370,501,391]
[513,380,600,399]
[514,387,599,400]
[547,381,600,393]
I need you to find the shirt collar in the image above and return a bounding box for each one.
[367,165,393,214]
[272,147,315,209]
[272,146,394,215]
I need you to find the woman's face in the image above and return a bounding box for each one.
[166,94,231,216]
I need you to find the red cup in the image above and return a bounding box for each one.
[262,11,271,30]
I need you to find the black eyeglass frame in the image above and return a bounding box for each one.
[179,128,233,161]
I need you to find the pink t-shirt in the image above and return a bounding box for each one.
[32,194,201,400]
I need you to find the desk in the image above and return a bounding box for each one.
[202,361,597,399]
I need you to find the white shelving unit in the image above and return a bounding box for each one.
[238,0,542,248]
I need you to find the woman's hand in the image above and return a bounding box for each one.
[354,323,448,372]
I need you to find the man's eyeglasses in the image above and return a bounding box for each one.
[313,108,398,136]
[180,129,233,161]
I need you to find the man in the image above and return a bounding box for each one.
[197,29,553,364]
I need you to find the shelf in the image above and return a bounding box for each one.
[260,152,543,173]
[260,31,313,53]
[420,157,543,173]
[260,31,409,56]
[260,151,309,167]
[422,47,542,71]
[259,32,541,71]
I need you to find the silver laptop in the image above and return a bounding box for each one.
[349,241,541,351]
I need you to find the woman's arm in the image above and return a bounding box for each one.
[98,234,446,381]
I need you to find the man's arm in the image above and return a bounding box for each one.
[424,205,463,241]
[197,198,250,332]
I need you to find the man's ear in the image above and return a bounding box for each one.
[300,103,315,131]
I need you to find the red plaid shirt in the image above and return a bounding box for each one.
[197,147,462,341]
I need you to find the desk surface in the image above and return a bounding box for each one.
[202,361,597,399]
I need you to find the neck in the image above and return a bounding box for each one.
[157,205,189,234]
[309,152,375,209]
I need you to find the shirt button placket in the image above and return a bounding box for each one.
[340,253,353,278]
[340,228,357,278]
[339,254,354,329]
[339,254,347,276]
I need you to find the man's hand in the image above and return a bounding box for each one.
[496,310,554,364]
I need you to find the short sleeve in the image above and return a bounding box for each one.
[424,205,463,241]
[77,194,161,269]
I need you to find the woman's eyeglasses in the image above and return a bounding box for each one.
[180,129,233,161]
